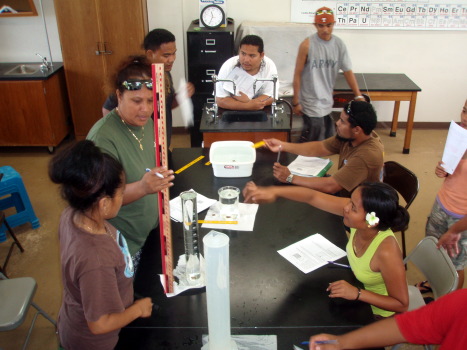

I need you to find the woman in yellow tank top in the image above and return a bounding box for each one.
[243,181,410,318]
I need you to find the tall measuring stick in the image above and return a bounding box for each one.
[152,63,174,293]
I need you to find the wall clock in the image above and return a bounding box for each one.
[200,4,225,29]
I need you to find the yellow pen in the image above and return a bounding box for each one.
[253,140,265,148]
[198,220,238,224]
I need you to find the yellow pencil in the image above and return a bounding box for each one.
[198,220,238,224]
[253,140,265,148]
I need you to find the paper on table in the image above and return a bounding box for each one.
[175,77,194,127]
[278,233,347,274]
[201,334,277,350]
[201,202,259,231]
[441,121,467,174]
[170,189,217,222]
[159,254,205,297]
[288,156,333,177]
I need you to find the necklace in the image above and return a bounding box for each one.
[353,230,377,257]
[116,107,144,151]
[74,213,115,241]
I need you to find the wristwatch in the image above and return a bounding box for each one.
[286,174,294,184]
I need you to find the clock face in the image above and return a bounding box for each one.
[200,4,225,29]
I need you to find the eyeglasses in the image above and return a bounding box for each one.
[345,101,354,118]
[345,101,359,126]
[122,79,153,91]
[316,9,334,15]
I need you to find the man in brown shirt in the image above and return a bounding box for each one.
[264,101,383,197]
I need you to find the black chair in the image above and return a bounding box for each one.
[0,210,25,277]
[383,161,419,258]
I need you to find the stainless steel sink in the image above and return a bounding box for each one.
[4,64,42,75]
[222,110,268,122]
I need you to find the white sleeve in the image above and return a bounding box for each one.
[257,57,279,98]
[215,56,237,98]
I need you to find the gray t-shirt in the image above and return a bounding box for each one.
[300,33,352,118]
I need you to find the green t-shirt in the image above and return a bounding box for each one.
[87,110,158,255]
[346,228,398,317]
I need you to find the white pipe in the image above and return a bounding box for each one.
[38,0,53,68]
[203,230,237,350]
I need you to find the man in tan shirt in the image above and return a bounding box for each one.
[264,101,383,197]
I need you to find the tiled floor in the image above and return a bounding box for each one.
[0,127,462,350]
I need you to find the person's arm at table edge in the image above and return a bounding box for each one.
[437,215,467,256]
[244,183,346,217]
[216,96,265,111]
[254,94,274,106]
[289,174,344,194]
[88,298,152,334]
[309,317,406,349]
[343,70,364,100]
[264,138,333,157]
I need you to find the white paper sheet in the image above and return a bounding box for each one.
[159,254,206,297]
[225,67,259,99]
[175,77,194,127]
[278,234,347,274]
[441,121,467,174]
[202,334,277,350]
[201,202,259,231]
[170,189,217,222]
[288,156,332,177]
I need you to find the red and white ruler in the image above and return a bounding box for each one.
[152,63,174,293]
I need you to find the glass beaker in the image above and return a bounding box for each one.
[180,190,201,284]
[218,186,240,220]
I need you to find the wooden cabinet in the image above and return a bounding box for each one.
[187,19,235,146]
[0,69,70,149]
[54,0,148,139]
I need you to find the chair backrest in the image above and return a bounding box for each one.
[404,236,458,299]
[383,161,419,209]
[332,93,371,108]
[0,276,37,331]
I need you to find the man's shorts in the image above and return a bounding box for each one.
[426,200,466,270]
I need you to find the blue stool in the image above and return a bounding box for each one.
[0,166,40,242]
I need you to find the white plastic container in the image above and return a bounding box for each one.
[209,141,256,178]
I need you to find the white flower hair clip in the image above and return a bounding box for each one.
[366,212,379,227]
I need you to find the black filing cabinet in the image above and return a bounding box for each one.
[187,19,235,146]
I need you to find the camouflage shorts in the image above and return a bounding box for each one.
[426,200,466,270]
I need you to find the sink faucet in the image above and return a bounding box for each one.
[210,74,236,118]
[35,53,51,72]
[253,75,278,115]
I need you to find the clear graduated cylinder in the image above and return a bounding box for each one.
[180,190,201,284]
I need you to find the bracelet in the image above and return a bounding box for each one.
[355,287,361,300]
[292,102,300,107]
[354,95,364,100]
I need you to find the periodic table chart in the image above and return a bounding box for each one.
[291,0,467,29]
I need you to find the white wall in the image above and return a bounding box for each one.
[1,0,466,125]
[0,0,62,63]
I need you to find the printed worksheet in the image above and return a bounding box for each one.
[224,67,260,99]
[278,233,347,273]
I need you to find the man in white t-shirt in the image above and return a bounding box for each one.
[215,35,278,111]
